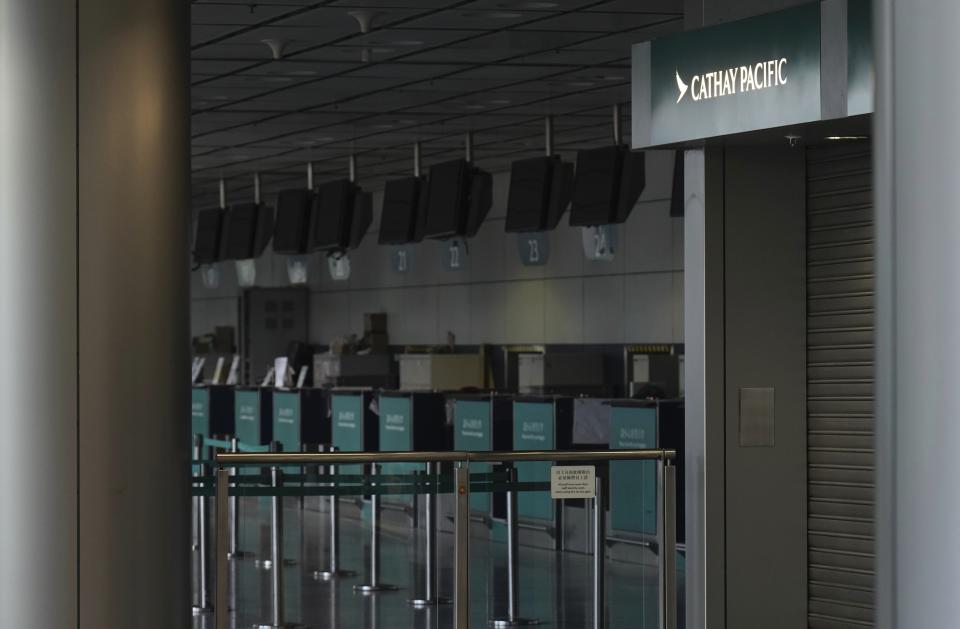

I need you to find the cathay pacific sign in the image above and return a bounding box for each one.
[675,58,788,103]
[633,2,822,146]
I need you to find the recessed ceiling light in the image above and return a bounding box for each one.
[461,10,523,19]
[826,135,869,141]
[498,1,558,8]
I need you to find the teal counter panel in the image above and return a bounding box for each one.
[235,389,262,446]
[609,405,658,535]
[513,401,555,521]
[331,393,365,475]
[454,399,493,514]
[378,394,422,503]
[191,387,210,439]
[273,391,302,461]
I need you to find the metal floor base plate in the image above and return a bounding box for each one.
[313,569,357,581]
[191,606,212,616]
[353,583,400,594]
[408,597,453,607]
[490,619,541,627]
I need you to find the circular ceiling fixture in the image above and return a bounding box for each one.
[461,10,523,19]
[498,1,559,9]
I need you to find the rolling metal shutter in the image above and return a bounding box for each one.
[806,142,874,628]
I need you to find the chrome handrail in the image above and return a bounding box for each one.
[211,448,678,629]
[214,448,677,466]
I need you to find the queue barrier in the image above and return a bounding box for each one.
[198,448,678,629]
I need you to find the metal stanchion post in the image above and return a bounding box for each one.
[593,475,606,629]
[215,468,230,629]
[256,442,296,571]
[409,462,452,607]
[193,435,213,615]
[255,467,305,629]
[657,460,677,629]
[228,437,251,559]
[355,462,399,593]
[192,434,201,553]
[492,464,539,626]
[454,462,471,629]
[314,446,356,580]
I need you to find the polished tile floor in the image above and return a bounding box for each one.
[192,498,683,629]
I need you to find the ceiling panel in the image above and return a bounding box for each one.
[190,0,683,201]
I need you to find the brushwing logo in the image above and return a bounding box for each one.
[675,70,689,103]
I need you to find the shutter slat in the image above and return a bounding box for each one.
[806,143,875,627]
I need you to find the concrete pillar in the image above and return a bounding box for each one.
[0,1,189,627]
[875,1,960,627]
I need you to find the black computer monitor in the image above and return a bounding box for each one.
[570,145,624,226]
[378,176,424,245]
[220,202,260,260]
[423,159,470,239]
[506,156,555,233]
[614,149,646,223]
[349,190,373,249]
[273,189,313,254]
[545,160,575,230]
[193,207,223,265]
[310,179,355,252]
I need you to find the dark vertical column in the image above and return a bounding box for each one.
[77,1,190,627]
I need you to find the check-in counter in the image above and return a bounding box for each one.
[378,392,449,510]
[329,388,380,476]
[234,386,273,447]
[191,384,234,442]
[271,388,329,454]
[452,394,513,524]
[608,399,684,546]
[512,396,574,550]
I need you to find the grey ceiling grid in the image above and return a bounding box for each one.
[190,0,682,206]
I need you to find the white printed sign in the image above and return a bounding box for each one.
[550,465,596,500]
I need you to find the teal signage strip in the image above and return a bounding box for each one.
[331,393,365,475]
[847,0,873,115]
[609,405,658,535]
[235,390,262,446]
[272,392,301,452]
[639,2,822,146]
[378,395,422,503]
[513,401,555,522]
[191,388,210,440]
[454,399,493,513]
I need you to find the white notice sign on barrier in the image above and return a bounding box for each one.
[550,465,596,499]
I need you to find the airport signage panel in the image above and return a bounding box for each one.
[514,401,556,521]
[235,389,261,446]
[635,3,822,146]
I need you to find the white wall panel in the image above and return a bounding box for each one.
[192,151,686,347]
